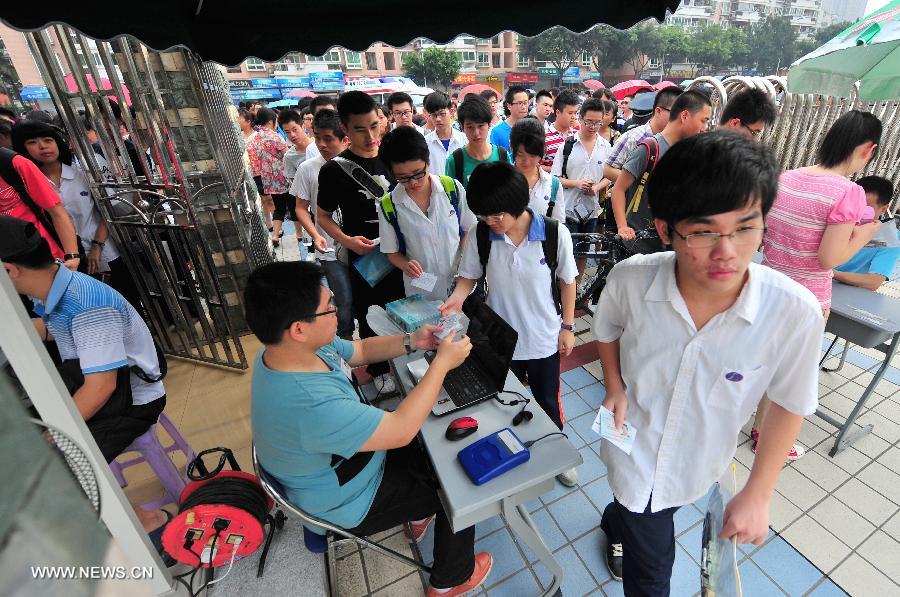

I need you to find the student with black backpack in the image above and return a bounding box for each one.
[440,162,580,487]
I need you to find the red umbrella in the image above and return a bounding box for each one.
[583,79,605,90]
[64,73,131,105]
[457,83,496,101]
[609,80,653,100]
[654,81,677,91]
[286,89,317,99]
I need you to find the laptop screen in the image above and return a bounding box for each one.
[463,296,518,392]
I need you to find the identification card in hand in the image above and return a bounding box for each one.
[435,312,462,340]
[411,272,438,292]
[339,358,353,380]
[574,202,593,222]
[592,406,637,455]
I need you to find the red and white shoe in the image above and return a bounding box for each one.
[426,552,493,597]
[403,515,435,542]
[750,428,805,461]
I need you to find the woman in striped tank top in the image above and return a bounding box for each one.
[754,110,883,461]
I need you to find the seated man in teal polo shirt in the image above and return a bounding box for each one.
[246,261,493,597]
[834,176,898,291]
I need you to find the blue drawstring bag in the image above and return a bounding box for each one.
[353,250,394,287]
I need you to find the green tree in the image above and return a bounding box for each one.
[401,47,461,90]
[583,24,633,75]
[688,24,733,75]
[624,23,663,80]
[727,27,751,70]
[748,15,796,73]
[518,26,590,86]
[654,25,690,78]
[794,38,817,62]
[815,20,854,45]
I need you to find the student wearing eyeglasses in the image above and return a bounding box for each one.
[422,92,468,176]
[377,127,476,301]
[488,86,530,154]
[591,131,825,593]
[718,88,777,141]
[386,91,423,134]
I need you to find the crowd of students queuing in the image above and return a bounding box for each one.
[1,75,896,596]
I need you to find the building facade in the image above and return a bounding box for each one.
[666,0,829,40]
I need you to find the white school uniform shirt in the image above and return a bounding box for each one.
[590,252,824,514]
[53,163,120,271]
[305,142,321,160]
[527,169,566,222]
[291,155,335,262]
[550,134,611,220]
[424,129,467,177]
[458,211,577,361]
[379,174,476,301]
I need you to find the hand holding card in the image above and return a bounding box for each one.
[592,406,638,455]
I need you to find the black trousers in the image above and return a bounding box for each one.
[601,498,680,597]
[347,443,475,589]
[272,192,297,222]
[88,396,166,463]
[348,258,403,377]
[510,351,563,430]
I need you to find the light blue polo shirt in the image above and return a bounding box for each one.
[836,227,900,281]
[251,338,386,529]
[33,265,164,405]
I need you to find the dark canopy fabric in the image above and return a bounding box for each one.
[0,1,679,66]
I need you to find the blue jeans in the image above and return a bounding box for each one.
[321,260,354,338]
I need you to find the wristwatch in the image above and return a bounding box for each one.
[403,332,414,354]
[63,253,81,261]
[560,322,574,332]
[91,239,105,249]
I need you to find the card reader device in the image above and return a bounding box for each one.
[457,428,530,485]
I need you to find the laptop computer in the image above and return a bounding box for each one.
[407,296,518,417]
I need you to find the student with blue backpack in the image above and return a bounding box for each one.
[378,126,476,301]
[510,117,565,222]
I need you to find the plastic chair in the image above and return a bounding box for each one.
[251,444,430,596]
[110,412,196,510]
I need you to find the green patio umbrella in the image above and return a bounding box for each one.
[788,0,900,100]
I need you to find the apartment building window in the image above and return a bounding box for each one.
[245,57,266,71]
[459,51,476,63]
[476,38,491,46]
[399,51,412,66]
[478,52,489,67]
[226,65,243,73]
[517,55,530,68]
[365,52,378,70]
[581,52,592,67]
[345,51,362,69]
[308,51,340,62]
[384,53,397,70]
[491,35,501,47]
[492,53,501,68]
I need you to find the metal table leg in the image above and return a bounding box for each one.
[502,495,563,597]
[817,332,900,456]
[820,338,851,373]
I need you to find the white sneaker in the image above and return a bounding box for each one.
[556,467,578,487]
[375,374,397,396]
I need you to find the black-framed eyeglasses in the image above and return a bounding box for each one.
[477,212,506,223]
[741,122,765,138]
[396,168,428,185]
[392,110,413,118]
[670,226,767,248]
[286,293,337,328]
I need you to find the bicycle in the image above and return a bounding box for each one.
[571,227,660,316]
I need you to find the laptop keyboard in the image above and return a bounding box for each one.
[443,364,492,407]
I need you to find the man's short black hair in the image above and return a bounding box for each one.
[379,126,429,166]
[505,85,528,107]
[0,217,55,269]
[310,95,337,112]
[254,107,277,127]
[479,88,499,102]
[244,261,326,345]
[856,176,894,206]
[297,97,314,111]
[817,110,882,169]
[720,88,778,126]
[647,130,778,227]
[669,90,712,122]
[549,87,561,97]
[423,91,451,113]
[509,118,545,158]
[592,88,617,102]
[456,95,492,127]
[24,109,54,124]
[312,108,346,139]
[337,91,377,126]
[580,98,605,118]
[277,108,304,127]
[466,162,529,217]
[386,91,414,111]
[553,90,580,113]
[535,89,552,103]
[654,87,682,111]
[599,99,617,118]
[299,107,312,119]
[0,106,16,121]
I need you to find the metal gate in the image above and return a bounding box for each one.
[25,25,273,369]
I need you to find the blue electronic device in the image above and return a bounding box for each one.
[457,428,530,485]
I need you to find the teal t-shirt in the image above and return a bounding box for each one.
[445,144,512,188]
[251,338,386,528]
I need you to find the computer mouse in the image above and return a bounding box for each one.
[445,416,478,441]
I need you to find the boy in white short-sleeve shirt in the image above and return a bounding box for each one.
[590,131,824,594]
[377,127,476,301]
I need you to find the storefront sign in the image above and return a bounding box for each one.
[505,72,538,83]
[310,70,345,91]
[538,67,559,77]
[251,78,279,88]
[485,76,500,82]
[228,79,252,89]
[275,77,310,88]
[562,67,581,83]
[20,85,51,100]
[453,73,477,84]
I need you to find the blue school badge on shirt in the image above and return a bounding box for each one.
[80,191,90,196]
[725,372,743,382]
[540,257,547,265]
